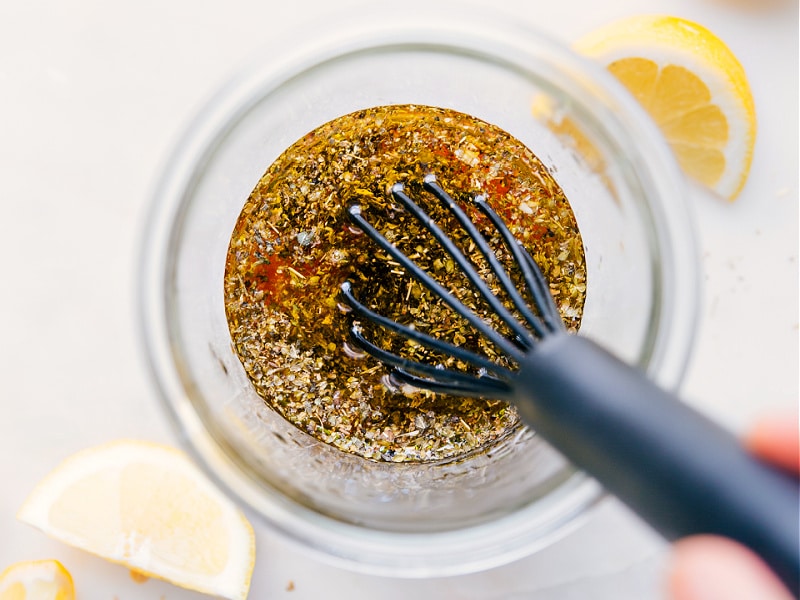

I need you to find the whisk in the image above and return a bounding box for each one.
[340,174,799,594]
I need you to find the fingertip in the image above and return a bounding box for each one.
[745,411,799,475]
[669,535,793,600]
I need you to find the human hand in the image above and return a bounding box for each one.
[668,412,799,600]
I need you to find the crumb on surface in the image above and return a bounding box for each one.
[129,570,149,584]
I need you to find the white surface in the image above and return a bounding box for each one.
[0,1,796,599]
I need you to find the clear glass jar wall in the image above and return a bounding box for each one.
[139,7,698,576]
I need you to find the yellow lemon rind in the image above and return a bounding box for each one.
[575,15,756,200]
[17,440,255,600]
[0,559,75,600]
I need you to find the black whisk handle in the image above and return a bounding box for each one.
[514,334,799,595]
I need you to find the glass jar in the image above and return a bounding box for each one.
[138,5,699,577]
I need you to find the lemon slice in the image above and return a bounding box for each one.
[0,560,74,600]
[575,15,756,200]
[17,440,255,600]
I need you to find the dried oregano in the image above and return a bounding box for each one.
[224,105,586,463]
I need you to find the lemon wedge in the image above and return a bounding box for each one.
[575,15,756,200]
[17,440,255,600]
[0,560,74,600]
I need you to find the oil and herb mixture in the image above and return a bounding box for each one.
[224,105,586,463]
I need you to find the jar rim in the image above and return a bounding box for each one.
[138,4,699,577]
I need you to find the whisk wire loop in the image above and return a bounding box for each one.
[473,197,565,334]
[340,281,513,379]
[420,175,551,339]
[390,181,535,345]
[390,368,512,399]
[349,328,513,399]
[345,204,526,362]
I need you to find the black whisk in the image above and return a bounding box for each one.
[341,174,799,595]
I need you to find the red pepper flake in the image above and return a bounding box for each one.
[485,176,511,197]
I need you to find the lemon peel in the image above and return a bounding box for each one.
[0,559,74,600]
[575,15,756,200]
[17,440,255,600]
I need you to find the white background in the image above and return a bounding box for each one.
[0,0,796,598]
